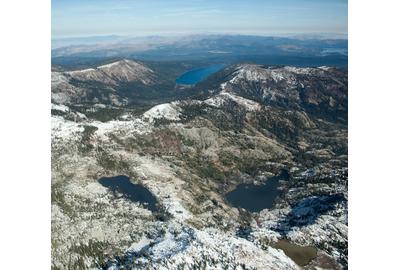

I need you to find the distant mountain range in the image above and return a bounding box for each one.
[52,34,347,67]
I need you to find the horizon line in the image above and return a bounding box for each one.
[52,31,348,40]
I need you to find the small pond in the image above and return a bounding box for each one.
[273,239,318,266]
[98,175,158,212]
[175,64,225,85]
[225,170,289,212]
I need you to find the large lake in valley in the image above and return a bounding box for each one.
[98,175,158,212]
[175,64,225,85]
[225,170,289,212]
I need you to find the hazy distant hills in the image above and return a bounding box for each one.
[52,34,348,67]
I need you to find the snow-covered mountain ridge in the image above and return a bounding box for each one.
[62,59,155,85]
[51,59,162,105]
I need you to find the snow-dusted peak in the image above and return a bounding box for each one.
[210,64,341,107]
[230,64,297,84]
[205,91,261,111]
[97,59,147,69]
[97,59,155,84]
[97,60,128,69]
[283,66,313,74]
[58,59,155,85]
[229,64,336,85]
[143,102,182,122]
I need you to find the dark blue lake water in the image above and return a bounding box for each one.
[98,175,158,212]
[225,170,289,212]
[176,64,225,85]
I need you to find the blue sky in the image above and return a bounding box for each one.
[52,0,348,38]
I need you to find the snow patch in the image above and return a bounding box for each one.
[205,91,261,111]
[67,68,96,75]
[121,225,299,270]
[128,236,151,253]
[143,103,182,122]
[92,118,153,139]
[51,116,84,139]
[97,61,125,69]
[318,66,333,71]
[52,103,70,113]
